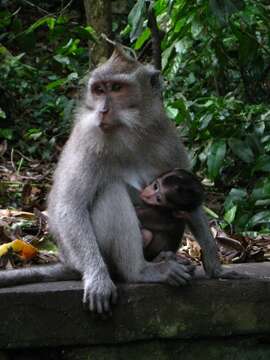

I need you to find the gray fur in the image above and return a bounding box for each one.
[0,48,245,312]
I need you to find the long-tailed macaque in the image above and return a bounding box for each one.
[137,169,204,261]
[0,47,244,314]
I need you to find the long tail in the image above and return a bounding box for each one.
[0,263,81,287]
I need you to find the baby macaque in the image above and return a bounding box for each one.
[137,169,204,261]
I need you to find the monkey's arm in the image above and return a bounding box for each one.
[187,207,247,279]
[53,202,117,313]
[48,154,117,313]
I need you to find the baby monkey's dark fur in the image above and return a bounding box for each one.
[138,169,204,261]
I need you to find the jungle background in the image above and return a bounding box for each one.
[0,0,270,267]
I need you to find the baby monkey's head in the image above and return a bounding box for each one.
[140,169,204,212]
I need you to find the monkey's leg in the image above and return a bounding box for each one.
[143,230,182,260]
[188,207,248,279]
[0,263,80,287]
[92,183,194,287]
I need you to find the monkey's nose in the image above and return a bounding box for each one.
[100,108,109,114]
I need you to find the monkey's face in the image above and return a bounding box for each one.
[140,179,167,207]
[83,54,164,140]
[85,75,142,135]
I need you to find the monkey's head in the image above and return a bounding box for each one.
[140,169,204,212]
[80,46,164,149]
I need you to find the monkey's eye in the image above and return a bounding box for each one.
[111,83,122,92]
[92,85,104,95]
[153,182,159,191]
[156,195,162,203]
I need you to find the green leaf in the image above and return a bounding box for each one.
[253,155,270,173]
[135,27,151,50]
[162,43,175,69]
[224,205,237,224]
[203,206,219,219]
[207,140,226,179]
[209,0,244,25]
[224,188,247,211]
[228,138,254,163]
[47,17,55,31]
[25,16,55,34]
[53,54,70,66]
[128,0,146,42]
[67,72,78,81]
[170,98,191,123]
[0,108,6,119]
[247,211,270,228]
[83,26,98,42]
[165,106,178,120]
[46,78,66,90]
[191,21,203,39]
[27,129,42,140]
[199,113,213,130]
[251,180,270,201]
[0,128,13,140]
[174,18,186,33]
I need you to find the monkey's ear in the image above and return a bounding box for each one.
[150,70,162,92]
[110,45,137,64]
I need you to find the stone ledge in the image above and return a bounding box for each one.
[0,262,269,349]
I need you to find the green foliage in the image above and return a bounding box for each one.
[128,0,270,234]
[0,4,91,159]
[2,1,270,234]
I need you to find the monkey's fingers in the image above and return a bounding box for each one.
[83,278,118,314]
[165,261,192,286]
[186,264,196,275]
[169,272,188,286]
[96,287,118,314]
[175,254,193,266]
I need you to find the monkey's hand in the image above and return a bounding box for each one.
[153,251,194,267]
[83,269,118,314]
[141,259,194,286]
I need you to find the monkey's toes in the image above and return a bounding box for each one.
[218,269,250,280]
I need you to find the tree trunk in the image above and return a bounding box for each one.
[83,0,112,67]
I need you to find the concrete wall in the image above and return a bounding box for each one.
[0,263,270,359]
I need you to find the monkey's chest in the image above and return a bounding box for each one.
[123,167,157,191]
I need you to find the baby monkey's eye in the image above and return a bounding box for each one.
[111,83,122,92]
[156,194,162,203]
[153,182,159,191]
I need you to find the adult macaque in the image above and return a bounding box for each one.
[0,47,244,313]
[137,169,204,261]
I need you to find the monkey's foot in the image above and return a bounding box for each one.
[217,269,250,280]
[206,266,250,280]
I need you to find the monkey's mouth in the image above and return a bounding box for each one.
[99,123,120,133]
